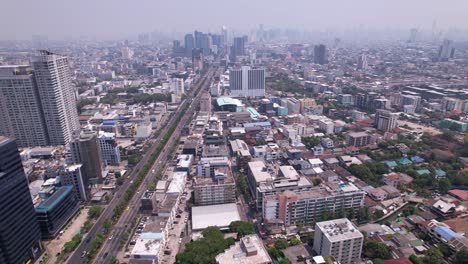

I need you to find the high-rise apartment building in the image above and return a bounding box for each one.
[314,218,364,264]
[170,78,185,96]
[375,109,399,132]
[98,131,121,166]
[0,137,42,263]
[233,36,246,56]
[314,44,328,65]
[69,131,103,189]
[438,39,455,61]
[229,66,265,98]
[55,164,88,201]
[184,33,195,57]
[357,54,368,70]
[192,48,204,71]
[33,50,80,146]
[0,65,49,147]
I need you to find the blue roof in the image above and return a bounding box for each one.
[140,232,164,240]
[434,226,461,241]
[384,161,398,168]
[36,186,73,212]
[102,121,116,126]
[411,156,425,163]
[243,122,271,128]
[416,169,431,175]
[399,158,412,165]
[216,97,242,107]
[435,169,446,177]
[246,107,260,119]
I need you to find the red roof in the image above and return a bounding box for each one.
[384,258,412,264]
[449,189,468,201]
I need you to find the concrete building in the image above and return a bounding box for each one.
[98,131,121,165]
[170,78,185,96]
[35,186,80,239]
[229,66,265,98]
[32,50,80,146]
[263,184,365,226]
[346,132,371,147]
[55,164,88,201]
[69,131,103,186]
[216,235,272,264]
[191,203,241,231]
[197,157,230,177]
[193,169,236,206]
[0,137,42,264]
[247,161,314,209]
[314,44,328,65]
[375,109,398,132]
[313,218,364,264]
[318,119,335,134]
[0,65,49,147]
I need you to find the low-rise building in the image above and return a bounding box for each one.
[216,235,272,264]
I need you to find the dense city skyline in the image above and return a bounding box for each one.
[2,0,468,40]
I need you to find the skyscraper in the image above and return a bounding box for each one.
[314,44,328,65]
[194,31,211,55]
[0,65,49,147]
[437,39,455,61]
[233,36,246,57]
[69,131,103,191]
[184,33,195,57]
[192,48,204,71]
[229,66,265,98]
[375,109,399,132]
[357,54,368,70]
[0,136,42,263]
[33,50,80,146]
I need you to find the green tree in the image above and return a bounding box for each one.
[422,248,444,264]
[275,239,289,250]
[88,205,104,219]
[373,209,385,220]
[402,205,416,217]
[229,221,255,237]
[301,136,320,149]
[409,254,423,264]
[455,250,468,264]
[313,178,322,186]
[268,247,282,259]
[363,240,392,259]
[279,259,291,264]
[373,259,385,264]
[290,238,301,246]
[438,178,452,194]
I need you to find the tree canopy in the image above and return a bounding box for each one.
[176,227,235,264]
[229,221,255,237]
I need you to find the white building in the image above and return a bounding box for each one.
[98,131,121,165]
[314,218,364,264]
[56,164,88,201]
[216,235,272,264]
[318,119,334,134]
[170,78,185,96]
[0,65,49,147]
[33,50,80,146]
[229,66,265,98]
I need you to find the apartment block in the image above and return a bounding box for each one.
[314,218,364,264]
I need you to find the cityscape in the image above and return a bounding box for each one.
[1,1,468,264]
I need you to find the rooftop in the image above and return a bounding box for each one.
[215,234,272,264]
[36,186,73,212]
[316,218,363,242]
[191,203,240,231]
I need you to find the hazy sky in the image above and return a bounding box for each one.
[2,0,468,40]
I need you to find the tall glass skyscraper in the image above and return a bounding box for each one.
[0,136,42,263]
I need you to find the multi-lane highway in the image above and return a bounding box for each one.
[66,66,215,264]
